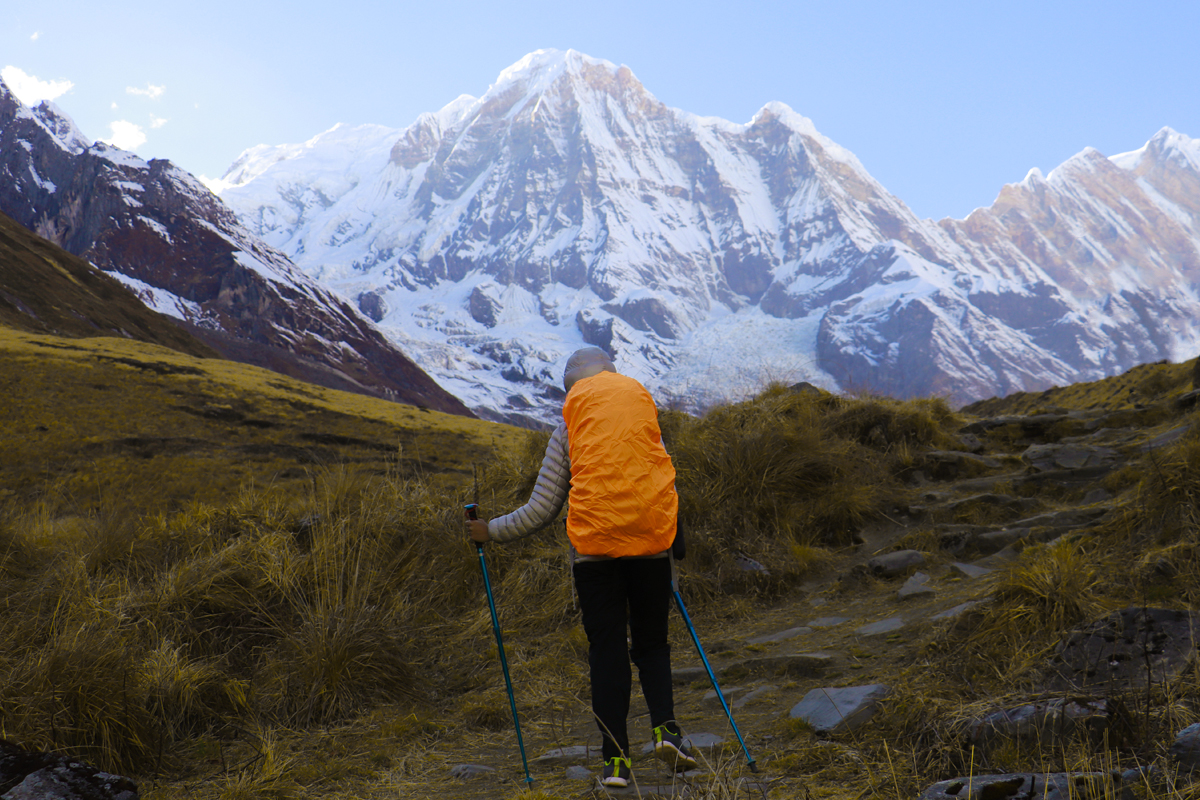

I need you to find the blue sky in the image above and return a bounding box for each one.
[3,0,1197,221]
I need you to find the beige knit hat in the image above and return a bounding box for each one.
[562,347,616,391]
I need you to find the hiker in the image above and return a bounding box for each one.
[466,346,696,788]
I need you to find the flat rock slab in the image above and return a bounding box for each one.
[1045,607,1200,691]
[918,771,1131,800]
[449,764,497,779]
[898,572,935,601]
[532,745,603,765]
[746,625,812,644]
[672,666,711,685]
[931,600,981,620]
[789,684,890,735]
[1022,442,1120,472]
[722,652,836,679]
[950,561,993,579]
[855,617,905,636]
[805,616,851,628]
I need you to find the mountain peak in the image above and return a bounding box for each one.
[484,49,638,105]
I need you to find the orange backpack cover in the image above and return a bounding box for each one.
[562,371,678,557]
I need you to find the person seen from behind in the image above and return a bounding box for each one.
[466,346,696,788]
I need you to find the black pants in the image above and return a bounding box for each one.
[573,557,677,761]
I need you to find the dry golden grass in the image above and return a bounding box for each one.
[7,328,1200,799]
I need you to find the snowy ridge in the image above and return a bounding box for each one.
[217,50,1200,423]
[0,79,473,416]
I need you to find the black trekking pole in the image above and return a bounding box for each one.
[466,503,534,786]
[671,568,758,773]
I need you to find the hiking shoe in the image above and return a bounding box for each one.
[601,756,633,788]
[652,724,699,771]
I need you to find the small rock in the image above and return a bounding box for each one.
[565,765,594,781]
[958,433,984,452]
[789,381,822,395]
[855,617,905,636]
[733,685,778,709]
[868,549,925,577]
[702,686,747,709]
[734,555,769,574]
[974,528,1031,555]
[790,684,890,735]
[450,764,496,779]
[898,572,935,601]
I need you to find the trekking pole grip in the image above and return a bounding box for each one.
[465,504,483,550]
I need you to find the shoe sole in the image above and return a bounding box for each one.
[601,778,629,788]
[654,741,698,772]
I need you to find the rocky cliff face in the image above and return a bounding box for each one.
[212,50,1200,421]
[0,79,473,417]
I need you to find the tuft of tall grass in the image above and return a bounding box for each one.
[659,385,961,589]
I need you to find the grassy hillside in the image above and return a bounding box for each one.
[2,333,1200,799]
[0,210,215,356]
[0,326,524,511]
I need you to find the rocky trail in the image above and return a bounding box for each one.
[6,387,1200,800]
[437,390,1200,799]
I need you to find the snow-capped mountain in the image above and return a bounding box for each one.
[0,77,472,416]
[218,49,1200,423]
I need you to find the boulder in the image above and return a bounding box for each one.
[868,550,925,577]
[789,684,890,735]
[1045,607,1200,691]
[1169,722,1200,773]
[967,697,1124,749]
[0,740,138,800]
